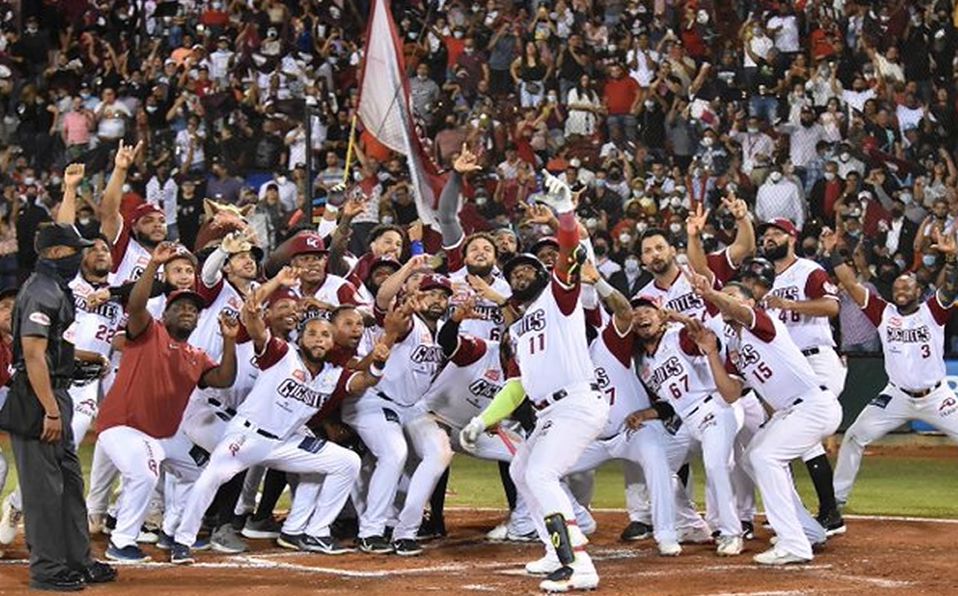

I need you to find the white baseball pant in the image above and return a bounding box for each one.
[392,413,453,541]
[834,382,958,504]
[745,388,841,560]
[731,391,767,523]
[173,417,360,546]
[801,347,846,462]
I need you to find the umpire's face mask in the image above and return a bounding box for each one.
[42,251,83,281]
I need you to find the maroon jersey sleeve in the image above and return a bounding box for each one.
[749,307,777,342]
[253,336,290,369]
[451,335,488,367]
[336,280,359,306]
[505,356,521,380]
[805,268,839,300]
[445,237,465,272]
[195,277,224,304]
[927,292,953,326]
[707,249,737,286]
[678,327,704,356]
[860,291,888,327]
[602,319,635,368]
[585,305,603,329]
[550,271,581,316]
[109,220,133,273]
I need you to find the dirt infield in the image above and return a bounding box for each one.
[1,510,956,595]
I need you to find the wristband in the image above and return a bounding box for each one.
[829,251,847,268]
[369,362,385,378]
[45,414,60,420]
[410,239,424,256]
[594,278,614,299]
[324,203,339,215]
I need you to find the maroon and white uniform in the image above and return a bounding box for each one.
[636,251,737,321]
[445,238,511,340]
[638,322,740,538]
[423,336,504,430]
[294,274,361,307]
[835,292,958,506]
[728,307,842,561]
[172,337,361,547]
[108,221,161,285]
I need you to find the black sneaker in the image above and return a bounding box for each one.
[300,535,354,555]
[104,514,117,535]
[392,538,423,556]
[817,510,846,537]
[620,521,654,541]
[170,543,194,565]
[276,533,306,551]
[231,513,249,533]
[78,561,117,584]
[417,516,447,541]
[741,520,755,540]
[330,517,359,541]
[356,535,392,554]
[29,570,85,592]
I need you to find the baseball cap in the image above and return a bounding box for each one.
[165,289,206,311]
[0,287,17,301]
[531,236,560,255]
[419,273,453,295]
[756,218,798,238]
[130,203,166,225]
[35,223,95,252]
[287,231,328,257]
[369,256,402,274]
[630,295,659,309]
[266,287,299,308]
[168,245,198,267]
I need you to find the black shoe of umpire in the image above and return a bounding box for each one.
[817,510,846,537]
[29,570,85,592]
[78,561,117,584]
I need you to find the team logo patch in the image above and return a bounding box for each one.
[888,317,901,328]
[823,281,839,295]
[292,369,306,382]
[869,394,892,409]
[698,412,717,431]
[484,369,501,382]
[28,312,50,326]
[305,236,322,248]
[939,396,958,418]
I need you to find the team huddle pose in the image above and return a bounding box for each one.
[3,141,958,594]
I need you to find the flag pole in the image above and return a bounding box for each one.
[342,113,358,184]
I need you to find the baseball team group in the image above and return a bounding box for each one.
[1,141,957,594]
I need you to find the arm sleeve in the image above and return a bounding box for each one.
[437,318,462,357]
[317,216,337,238]
[749,307,777,342]
[860,290,887,327]
[201,247,228,288]
[17,292,57,339]
[437,172,464,247]
[805,268,839,301]
[478,379,527,428]
[109,220,132,274]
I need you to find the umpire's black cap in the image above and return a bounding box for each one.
[0,287,16,301]
[35,223,95,252]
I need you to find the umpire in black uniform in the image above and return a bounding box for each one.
[0,223,116,591]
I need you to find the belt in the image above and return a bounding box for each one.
[892,381,941,399]
[207,398,237,416]
[377,391,394,403]
[801,347,820,357]
[684,395,713,418]
[242,419,279,440]
[533,383,601,411]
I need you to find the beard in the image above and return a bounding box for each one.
[511,271,548,303]
[134,230,162,250]
[300,344,327,364]
[466,262,494,278]
[761,242,789,261]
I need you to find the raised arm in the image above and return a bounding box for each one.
[930,228,958,305]
[57,163,85,225]
[688,271,754,326]
[345,341,392,395]
[723,193,755,266]
[127,242,177,339]
[200,314,239,388]
[821,227,867,307]
[100,140,143,242]
[542,171,581,286]
[685,202,712,278]
[438,145,483,247]
[375,254,430,311]
[582,260,632,332]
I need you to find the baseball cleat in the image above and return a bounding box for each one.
[211,524,248,554]
[392,538,424,556]
[193,536,212,551]
[716,535,744,556]
[620,521,654,542]
[301,535,354,555]
[486,523,509,541]
[505,529,539,543]
[769,535,826,553]
[753,547,812,566]
[79,561,117,584]
[105,542,151,563]
[137,525,159,544]
[242,517,283,540]
[277,533,307,551]
[156,532,174,551]
[539,555,599,593]
[657,541,682,557]
[678,524,713,544]
[817,510,846,537]
[741,520,756,540]
[526,552,563,576]
[356,535,392,554]
[170,543,194,565]
[0,495,21,545]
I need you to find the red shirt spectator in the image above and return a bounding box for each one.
[604,67,640,116]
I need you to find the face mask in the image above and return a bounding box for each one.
[849,208,862,218]
[475,196,488,207]
[625,258,640,274]
[593,179,606,188]
[839,152,850,163]
[78,217,91,226]
[453,30,464,39]
[146,105,158,113]
[619,233,632,245]
[464,47,474,54]
[632,188,643,198]
[418,73,428,81]
[670,196,682,208]
[381,215,394,225]
[900,191,913,205]
[894,257,906,270]
[636,221,649,233]
[644,100,655,109]
[847,228,861,239]
[823,171,836,181]
[585,217,598,230]
[547,93,558,102]
[701,136,714,147]
[42,252,83,281]
[669,222,682,234]
[769,171,783,183]
[594,243,608,257]
[747,126,759,134]
[923,254,938,268]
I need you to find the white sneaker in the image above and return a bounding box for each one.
[657,541,682,557]
[539,552,599,592]
[505,529,539,542]
[678,524,713,544]
[753,547,811,566]
[486,523,509,541]
[578,517,597,536]
[0,495,21,545]
[525,551,562,576]
[716,535,743,556]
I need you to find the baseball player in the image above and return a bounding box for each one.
[145,249,199,318]
[287,231,361,307]
[753,218,845,535]
[97,141,165,285]
[686,275,841,565]
[627,300,744,557]
[824,229,958,505]
[168,299,391,563]
[461,173,608,592]
[94,243,238,562]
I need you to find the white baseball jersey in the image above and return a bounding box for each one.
[766,257,838,350]
[638,323,717,418]
[861,291,952,390]
[237,337,356,439]
[508,273,596,405]
[635,250,736,320]
[724,307,820,410]
[422,336,504,427]
[190,278,254,361]
[446,238,512,340]
[108,221,163,284]
[294,274,360,306]
[195,340,260,411]
[146,294,167,320]
[372,313,444,407]
[590,320,651,439]
[68,275,124,353]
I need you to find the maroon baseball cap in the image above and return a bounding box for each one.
[165,289,206,311]
[369,256,402,274]
[419,273,453,295]
[757,218,798,238]
[130,203,166,225]
[287,232,328,257]
[265,287,298,308]
[630,295,660,309]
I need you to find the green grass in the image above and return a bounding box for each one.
[3,445,955,519]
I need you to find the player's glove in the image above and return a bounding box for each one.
[541,169,575,214]
[72,359,107,387]
[459,416,486,454]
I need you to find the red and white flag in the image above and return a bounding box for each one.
[357,0,446,225]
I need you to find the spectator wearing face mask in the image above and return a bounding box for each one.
[835,144,866,178]
[608,252,647,299]
[592,237,620,279]
[755,166,805,230]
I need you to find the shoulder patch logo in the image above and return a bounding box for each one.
[28,312,50,326]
